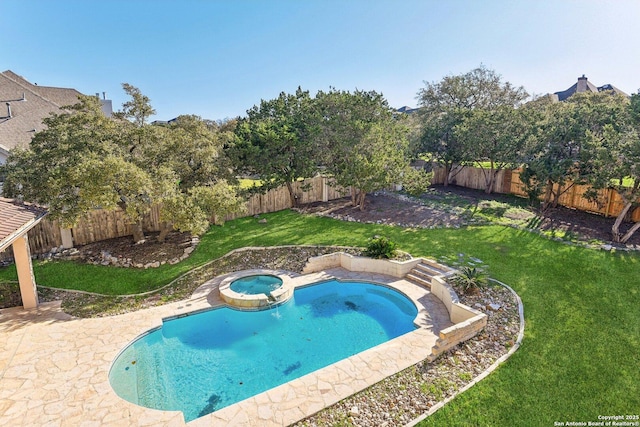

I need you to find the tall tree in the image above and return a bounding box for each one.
[2,87,244,243]
[231,88,316,207]
[455,106,530,193]
[521,92,629,211]
[1,95,137,226]
[152,115,243,241]
[416,65,528,186]
[582,93,639,242]
[314,89,410,210]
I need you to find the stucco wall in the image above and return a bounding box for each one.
[303,252,422,277]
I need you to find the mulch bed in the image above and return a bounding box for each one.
[298,186,640,247]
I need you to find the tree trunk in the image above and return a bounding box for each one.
[350,186,358,207]
[620,220,640,243]
[611,202,633,242]
[484,163,496,194]
[358,190,367,211]
[157,222,173,243]
[541,179,554,212]
[285,181,298,208]
[443,164,451,187]
[132,221,145,243]
[552,183,563,208]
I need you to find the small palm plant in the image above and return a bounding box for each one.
[441,253,490,295]
[449,265,489,295]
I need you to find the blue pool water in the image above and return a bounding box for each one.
[230,274,283,295]
[109,280,417,422]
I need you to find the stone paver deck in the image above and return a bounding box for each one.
[0,268,452,426]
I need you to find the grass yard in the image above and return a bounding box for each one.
[0,209,638,424]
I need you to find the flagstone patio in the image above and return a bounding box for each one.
[0,268,452,426]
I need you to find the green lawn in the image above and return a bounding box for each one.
[0,210,638,424]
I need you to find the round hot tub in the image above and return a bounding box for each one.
[230,274,283,295]
[218,270,293,309]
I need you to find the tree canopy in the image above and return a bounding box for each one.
[520,91,630,211]
[314,88,413,210]
[2,85,244,242]
[581,93,639,242]
[415,65,529,188]
[230,88,316,207]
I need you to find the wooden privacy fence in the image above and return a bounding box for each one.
[432,166,640,222]
[431,166,511,194]
[508,169,640,222]
[1,176,349,259]
[6,166,637,261]
[225,175,348,221]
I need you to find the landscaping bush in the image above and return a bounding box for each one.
[440,253,490,294]
[402,167,433,197]
[449,265,489,294]
[364,236,398,259]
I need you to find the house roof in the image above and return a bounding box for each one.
[0,70,83,156]
[396,106,419,114]
[553,75,629,101]
[0,197,48,252]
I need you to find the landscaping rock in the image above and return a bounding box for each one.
[53,231,200,269]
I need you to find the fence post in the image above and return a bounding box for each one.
[569,185,578,209]
[502,169,512,194]
[322,176,329,202]
[604,189,614,218]
[60,228,74,249]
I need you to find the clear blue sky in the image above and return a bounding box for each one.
[2,0,639,121]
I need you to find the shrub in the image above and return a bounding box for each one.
[449,265,489,294]
[364,236,398,259]
[440,253,490,294]
[401,167,433,197]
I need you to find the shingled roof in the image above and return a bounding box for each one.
[0,70,83,160]
[552,75,629,102]
[0,197,48,252]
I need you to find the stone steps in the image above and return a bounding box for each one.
[405,273,431,288]
[405,261,450,289]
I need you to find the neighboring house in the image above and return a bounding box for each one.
[151,118,178,126]
[0,70,112,165]
[396,106,419,114]
[550,74,629,102]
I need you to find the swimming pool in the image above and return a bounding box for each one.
[109,279,418,422]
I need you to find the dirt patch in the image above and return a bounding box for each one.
[429,185,640,246]
[76,231,193,266]
[298,186,640,247]
[296,193,470,229]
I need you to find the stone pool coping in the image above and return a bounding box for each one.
[0,268,453,426]
[216,269,295,309]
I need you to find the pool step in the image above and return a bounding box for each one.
[405,273,432,288]
[415,261,448,277]
[405,261,450,289]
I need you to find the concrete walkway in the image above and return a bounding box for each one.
[0,269,452,426]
